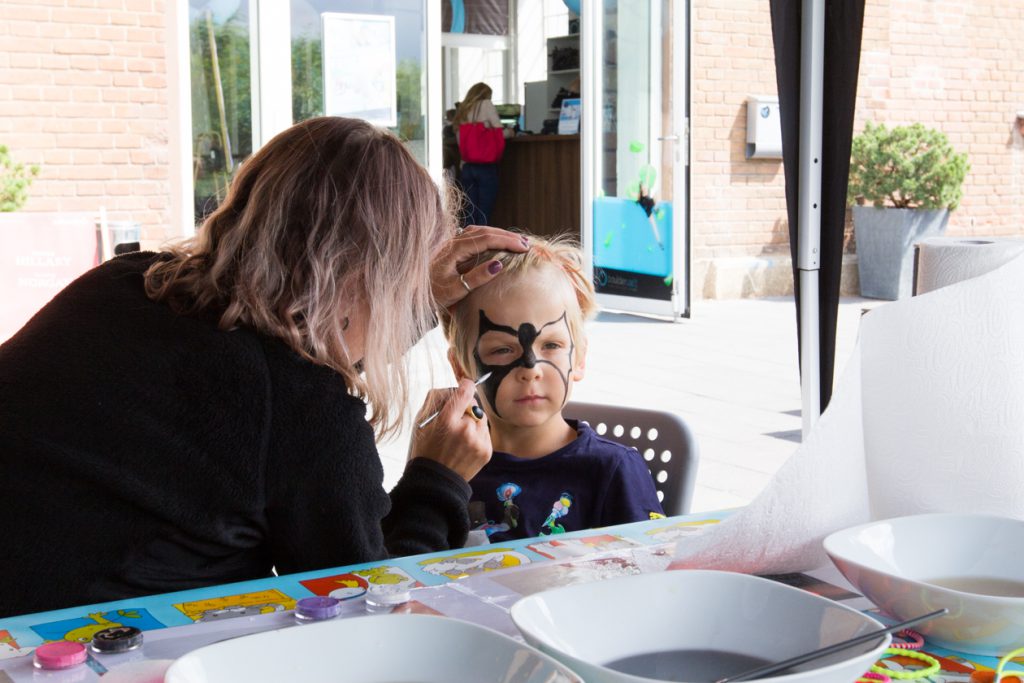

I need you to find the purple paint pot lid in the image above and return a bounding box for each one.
[295,596,342,621]
[34,641,87,670]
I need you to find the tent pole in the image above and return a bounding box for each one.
[798,0,824,438]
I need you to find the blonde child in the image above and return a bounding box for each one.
[441,235,664,541]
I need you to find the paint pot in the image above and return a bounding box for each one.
[294,596,343,623]
[33,641,87,670]
[91,625,143,654]
[364,584,411,614]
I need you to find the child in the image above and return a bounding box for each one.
[441,235,664,542]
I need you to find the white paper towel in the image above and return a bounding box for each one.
[916,236,1024,295]
[671,251,1024,573]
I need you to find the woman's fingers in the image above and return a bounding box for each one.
[431,226,530,309]
[409,379,492,482]
[453,225,530,261]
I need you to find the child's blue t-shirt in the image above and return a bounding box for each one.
[468,419,665,542]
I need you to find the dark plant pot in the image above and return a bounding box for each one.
[852,206,950,300]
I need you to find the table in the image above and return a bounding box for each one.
[0,511,1015,682]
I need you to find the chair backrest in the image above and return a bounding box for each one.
[563,401,699,516]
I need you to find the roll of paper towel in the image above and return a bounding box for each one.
[671,250,1024,574]
[916,236,1024,295]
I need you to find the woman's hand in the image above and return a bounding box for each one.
[409,378,491,482]
[432,225,530,309]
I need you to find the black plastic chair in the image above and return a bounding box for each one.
[563,401,700,516]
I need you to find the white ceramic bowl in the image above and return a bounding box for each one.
[164,613,582,683]
[824,512,1024,656]
[509,569,888,683]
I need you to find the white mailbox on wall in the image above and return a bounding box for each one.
[746,95,783,159]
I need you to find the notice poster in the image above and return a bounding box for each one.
[0,213,98,342]
[593,197,674,301]
[557,97,581,135]
[322,12,398,127]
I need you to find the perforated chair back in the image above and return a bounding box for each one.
[563,401,699,516]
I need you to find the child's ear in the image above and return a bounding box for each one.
[448,348,470,380]
[572,340,587,382]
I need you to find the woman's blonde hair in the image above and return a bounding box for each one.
[440,233,597,376]
[145,117,455,438]
[452,82,493,128]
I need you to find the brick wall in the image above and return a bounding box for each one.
[690,0,1024,296]
[0,0,170,241]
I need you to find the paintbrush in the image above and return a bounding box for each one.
[416,372,492,429]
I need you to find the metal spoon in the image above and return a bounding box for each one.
[714,608,948,683]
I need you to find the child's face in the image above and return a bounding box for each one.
[462,269,585,429]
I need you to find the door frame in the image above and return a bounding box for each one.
[581,0,691,320]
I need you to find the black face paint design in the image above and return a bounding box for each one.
[472,310,574,418]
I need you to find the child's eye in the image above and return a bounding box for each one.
[542,341,564,350]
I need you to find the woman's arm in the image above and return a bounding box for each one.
[261,347,471,573]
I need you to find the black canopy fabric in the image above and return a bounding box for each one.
[770,0,865,412]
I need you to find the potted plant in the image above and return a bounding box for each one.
[0,144,39,212]
[847,122,969,299]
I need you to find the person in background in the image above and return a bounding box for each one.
[452,82,504,227]
[442,106,461,186]
[0,116,529,618]
[439,234,664,543]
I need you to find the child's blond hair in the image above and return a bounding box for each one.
[441,233,597,376]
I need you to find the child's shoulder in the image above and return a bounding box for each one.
[568,419,644,460]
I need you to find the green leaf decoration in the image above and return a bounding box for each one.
[663,275,673,287]
[629,140,644,153]
[655,207,665,220]
[847,122,969,210]
[603,233,613,248]
[626,180,641,199]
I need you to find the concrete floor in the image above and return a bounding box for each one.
[378,295,882,513]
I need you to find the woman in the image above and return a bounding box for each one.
[452,82,504,227]
[0,117,528,618]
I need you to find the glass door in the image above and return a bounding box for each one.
[582,0,688,319]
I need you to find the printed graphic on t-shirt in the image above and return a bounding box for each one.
[497,482,521,530]
[540,491,574,535]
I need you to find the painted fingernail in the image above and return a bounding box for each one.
[520,236,530,248]
[471,405,485,419]
[488,260,503,275]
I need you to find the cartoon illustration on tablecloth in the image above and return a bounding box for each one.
[300,566,421,601]
[418,548,530,580]
[528,533,641,560]
[644,518,720,544]
[29,609,165,644]
[174,589,295,622]
[0,629,33,660]
[540,492,573,535]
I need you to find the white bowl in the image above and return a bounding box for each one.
[164,613,582,683]
[824,512,1024,655]
[510,569,888,683]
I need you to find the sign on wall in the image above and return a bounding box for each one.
[321,12,397,127]
[0,213,98,342]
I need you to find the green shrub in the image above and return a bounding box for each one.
[847,122,969,210]
[0,145,40,212]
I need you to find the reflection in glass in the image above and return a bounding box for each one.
[189,1,252,224]
[291,1,427,165]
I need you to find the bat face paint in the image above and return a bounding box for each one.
[472,309,575,419]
